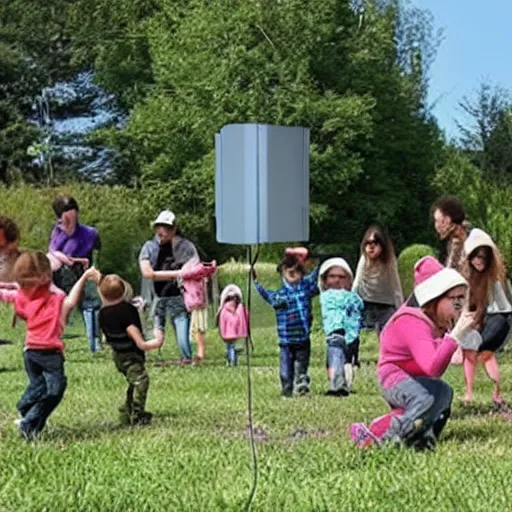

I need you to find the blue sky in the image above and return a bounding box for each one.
[412,0,512,141]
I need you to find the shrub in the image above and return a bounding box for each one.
[398,244,437,298]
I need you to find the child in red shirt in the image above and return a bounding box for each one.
[0,251,100,440]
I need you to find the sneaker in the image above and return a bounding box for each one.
[325,387,349,397]
[133,412,153,426]
[179,358,192,366]
[296,386,310,397]
[350,422,381,448]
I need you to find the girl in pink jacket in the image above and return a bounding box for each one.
[351,256,475,450]
[217,285,248,366]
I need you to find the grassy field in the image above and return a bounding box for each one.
[1,269,512,511]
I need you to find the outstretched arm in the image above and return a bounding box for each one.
[62,267,101,321]
[126,325,164,351]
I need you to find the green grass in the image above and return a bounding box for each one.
[2,294,512,512]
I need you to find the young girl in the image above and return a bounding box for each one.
[98,274,164,425]
[460,229,512,406]
[254,248,318,397]
[217,284,249,366]
[0,251,100,439]
[352,224,403,335]
[350,256,474,450]
[318,258,363,396]
[181,259,217,364]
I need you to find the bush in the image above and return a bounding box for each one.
[398,244,437,298]
[0,183,150,288]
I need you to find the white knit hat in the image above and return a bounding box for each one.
[318,257,353,291]
[464,228,496,257]
[413,256,468,307]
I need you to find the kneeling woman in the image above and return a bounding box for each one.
[351,256,475,449]
[461,229,512,406]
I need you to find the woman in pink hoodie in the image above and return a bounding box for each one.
[351,256,475,450]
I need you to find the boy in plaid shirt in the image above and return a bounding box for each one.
[254,248,318,397]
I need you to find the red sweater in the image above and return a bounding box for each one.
[0,286,65,352]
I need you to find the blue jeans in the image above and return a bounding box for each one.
[154,296,192,360]
[279,341,310,396]
[82,308,101,352]
[225,341,238,366]
[19,350,67,438]
[325,333,347,392]
[382,376,453,447]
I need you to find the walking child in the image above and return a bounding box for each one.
[319,258,364,396]
[0,251,100,439]
[98,274,164,425]
[217,284,249,366]
[254,248,318,397]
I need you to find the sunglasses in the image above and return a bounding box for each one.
[364,239,380,248]
[327,273,349,279]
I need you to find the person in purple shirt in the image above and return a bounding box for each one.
[48,196,102,352]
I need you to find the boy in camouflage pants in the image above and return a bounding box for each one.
[98,275,163,425]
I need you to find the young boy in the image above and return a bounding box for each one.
[319,258,364,396]
[254,248,318,397]
[98,275,164,425]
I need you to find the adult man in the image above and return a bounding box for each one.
[139,210,198,364]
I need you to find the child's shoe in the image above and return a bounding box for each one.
[133,412,153,426]
[350,423,381,448]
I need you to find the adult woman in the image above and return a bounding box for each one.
[432,196,470,271]
[48,196,102,352]
[138,210,198,365]
[460,229,512,406]
[352,224,403,335]
[351,256,475,449]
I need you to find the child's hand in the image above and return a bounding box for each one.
[84,266,101,283]
[72,257,90,269]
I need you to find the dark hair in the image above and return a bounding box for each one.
[52,195,79,219]
[431,196,466,225]
[277,254,305,275]
[0,216,20,243]
[360,224,395,264]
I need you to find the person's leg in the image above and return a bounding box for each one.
[82,308,97,352]
[381,377,453,445]
[113,352,133,423]
[172,312,192,361]
[226,342,237,366]
[21,352,67,438]
[462,349,478,402]
[325,333,347,396]
[279,345,293,397]
[17,351,46,418]
[153,298,167,362]
[481,352,502,404]
[125,357,150,424]
[294,341,311,395]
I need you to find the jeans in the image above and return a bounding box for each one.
[479,313,512,352]
[279,341,311,396]
[325,333,347,392]
[382,376,453,447]
[154,296,192,360]
[83,308,101,352]
[225,342,238,366]
[19,350,67,438]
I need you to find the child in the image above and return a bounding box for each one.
[0,251,100,440]
[352,224,403,335]
[460,229,512,406]
[217,284,249,366]
[351,257,474,450]
[98,274,164,425]
[254,248,318,397]
[181,259,217,364]
[318,258,364,396]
